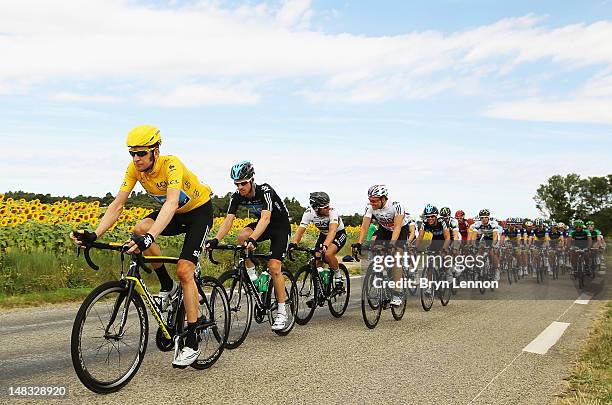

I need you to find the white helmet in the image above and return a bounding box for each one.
[367,184,388,198]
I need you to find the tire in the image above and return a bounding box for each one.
[505,258,512,285]
[439,268,451,306]
[479,265,487,295]
[405,267,418,296]
[391,267,408,320]
[218,269,253,350]
[294,265,317,325]
[361,266,383,328]
[71,281,148,394]
[266,268,297,336]
[420,267,434,311]
[187,276,230,370]
[328,264,351,318]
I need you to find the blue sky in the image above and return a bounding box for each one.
[0,0,611,219]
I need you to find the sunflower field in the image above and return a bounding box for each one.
[0,194,359,302]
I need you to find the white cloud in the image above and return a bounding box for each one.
[50,92,120,103]
[136,83,260,106]
[0,2,611,119]
[483,98,612,124]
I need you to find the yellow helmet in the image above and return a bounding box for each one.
[126,125,161,148]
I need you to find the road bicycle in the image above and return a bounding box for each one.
[289,246,350,325]
[71,241,229,394]
[211,244,297,349]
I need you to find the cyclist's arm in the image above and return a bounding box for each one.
[146,188,180,239]
[390,214,404,241]
[214,214,235,241]
[93,190,130,238]
[407,223,416,243]
[292,225,307,244]
[249,210,271,241]
[442,228,450,251]
[358,216,371,244]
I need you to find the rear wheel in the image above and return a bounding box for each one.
[187,276,230,370]
[328,264,351,318]
[267,268,297,336]
[439,268,452,306]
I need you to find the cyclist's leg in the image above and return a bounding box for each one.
[173,202,213,364]
[134,212,179,291]
[237,222,259,280]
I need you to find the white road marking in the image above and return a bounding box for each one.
[349,275,363,280]
[468,352,524,404]
[574,293,592,305]
[523,321,570,355]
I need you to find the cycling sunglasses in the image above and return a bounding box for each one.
[129,148,155,157]
[234,180,250,187]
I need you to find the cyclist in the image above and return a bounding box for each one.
[455,210,470,243]
[70,125,213,367]
[468,209,501,280]
[351,185,410,306]
[531,218,551,275]
[416,205,450,253]
[290,192,347,290]
[502,218,527,276]
[567,220,592,275]
[547,222,565,274]
[206,161,291,331]
[586,220,605,268]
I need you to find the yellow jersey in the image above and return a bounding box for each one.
[120,155,211,214]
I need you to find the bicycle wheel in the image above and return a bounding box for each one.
[71,281,147,394]
[390,268,408,320]
[505,258,512,285]
[294,265,317,325]
[420,266,434,311]
[478,265,487,295]
[328,264,351,318]
[218,269,253,349]
[578,259,585,289]
[439,268,452,306]
[361,266,383,328]
[185,276,230,370]
[266,268,297,336]
[406,267,418,296]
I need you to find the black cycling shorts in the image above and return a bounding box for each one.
[145,201,212,264]
[373,224,410,241]
[315,229,347,251]
[246,221,290,261]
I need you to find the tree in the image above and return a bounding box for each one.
[534,173,612,233]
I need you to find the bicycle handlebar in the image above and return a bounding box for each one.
[206,244,272,265]
[76,241,152,273]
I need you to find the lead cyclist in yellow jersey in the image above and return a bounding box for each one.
[71,125,213,367]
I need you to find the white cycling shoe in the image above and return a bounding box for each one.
[172,346,200,368]
[271,313,288,331]
[390,296,402,306]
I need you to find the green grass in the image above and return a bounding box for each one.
[556,301,612,404]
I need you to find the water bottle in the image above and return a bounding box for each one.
[258,270,270,293]
[320,268,331,286]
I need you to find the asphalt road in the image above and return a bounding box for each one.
[0,266,609,404]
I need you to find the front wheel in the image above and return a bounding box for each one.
[294,265,318,325]
[328,264,351,318]
[361,267,383,328]
[218,269,253,349]
[420,267,434,311]
[71,281,148,394]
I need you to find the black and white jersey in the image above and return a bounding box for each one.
[299,207,345,234]
[363,201,409,231]
[227,183,289,227]
[440,217,461,240]
[469,220,500,239]
[420,218,448,240]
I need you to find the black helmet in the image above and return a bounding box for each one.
[230,161,254,181]
[309,192,330,209]
[479,209,490,217]
[423,204,438,216]
[440,207,451,217]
